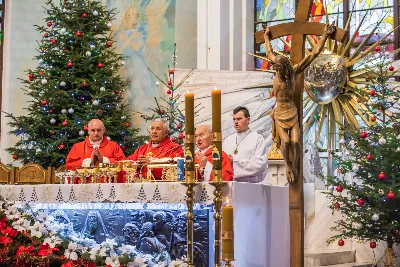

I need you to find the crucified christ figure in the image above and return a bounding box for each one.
[264,22,336,184]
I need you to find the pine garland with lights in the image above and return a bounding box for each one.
[5,0,142,168]
[139,43,201,145]
[325,48,400,258]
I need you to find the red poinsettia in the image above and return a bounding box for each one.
[38,243,59,256]
[16,245,35,257]
[61,261,74,267]
[0,226,18,245]
[0,216,7,229]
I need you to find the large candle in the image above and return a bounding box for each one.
[222,198,234,260]
[211,88,221,132]
[211,88,222,183]
[184,91,195,183]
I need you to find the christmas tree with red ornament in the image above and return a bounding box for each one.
[5,0,141,168]
[325,46,400,263]
[139,43,201,145]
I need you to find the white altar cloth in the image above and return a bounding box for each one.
[0,182,289,267]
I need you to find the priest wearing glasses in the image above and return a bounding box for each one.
[223,106,268,183]
[127,118,184,179]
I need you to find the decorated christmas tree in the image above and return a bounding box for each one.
[5,0,141,168]
[325,50,400,265]
[138,43,201,145]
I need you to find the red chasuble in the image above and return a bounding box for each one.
[127,137,184,180]
[195,147,234,182]
[66,136,126,171]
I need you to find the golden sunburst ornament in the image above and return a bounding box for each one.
[250,10,400,149]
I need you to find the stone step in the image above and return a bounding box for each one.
[311,263,372,267]
[305,250,355,266]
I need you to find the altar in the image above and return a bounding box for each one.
[0,182,289,267]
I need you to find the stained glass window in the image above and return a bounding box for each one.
[255,0,296,22]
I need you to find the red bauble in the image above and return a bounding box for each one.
[167,81,172,86]
[62,120,68,126]
[334,202,340,210]
[387,191,395,200]
[178,133,184,139]
[160,109,165,114]
[106,41,112,47]
[51,131,56,135]
[12,155,18,160]
[51,39,56,44]
[367,154,373,161]
[83,125,88,131]
[114,90,120,94]
[49,109,54,113]
[43,33,49,38]
[28,73,34,81]
[374,46,380,52]
[357,98,362,103]
[370,242,376,249]
[39,71,43,75]
[97,62,103,68]
[360,131,368,139]
[169,69,174,75]
[336,185,343,192]
[67,62,73,68]
[121,145,127,151]
[59,144,65,149]
[47,21,52,27]
[125,123,131,128]
[76,31,82,37]
[167,90,172,94]
[388,65,394,71]
[378,172,386,180]
[82,13,88,18]
[82,81,88,87]
[41,100,47,105]
[371,116,376,122]
[357,199,365,206]
[171,137,176,142]
[370,90,376,96]
[338,239,344,246]
[177,124,182,129]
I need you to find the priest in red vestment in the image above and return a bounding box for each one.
[127,118,184,180]
[195,125,233,181]
[66,119,125,171]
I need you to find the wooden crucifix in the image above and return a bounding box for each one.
[254,1,347,267]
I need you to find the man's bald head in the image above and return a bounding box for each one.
[88,119,105,142]
[195,125,213,150]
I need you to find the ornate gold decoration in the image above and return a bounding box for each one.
[15,164,50,184]
[223,260,234,267]
[267,143,284,160]
[183,182,199,267]
[210,182,226,267]
[213,132,222,141]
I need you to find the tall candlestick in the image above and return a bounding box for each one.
[184,91,197,266]
[184,91,195,184]
[222,197,234,262]
[211,88,222,183]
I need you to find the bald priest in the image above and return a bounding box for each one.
[66,119,126,170]
[126,118,184,179]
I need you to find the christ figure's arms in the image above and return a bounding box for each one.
[263,26,277,63]
[294,22,336,74]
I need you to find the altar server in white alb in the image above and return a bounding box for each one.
[223,106,268,183]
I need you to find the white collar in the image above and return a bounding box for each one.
[200,145,212,154]
[89,137,103,148]
[237,128,251,136]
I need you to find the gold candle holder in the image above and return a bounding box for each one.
[210,182,226,267]
[182,182,199,267]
